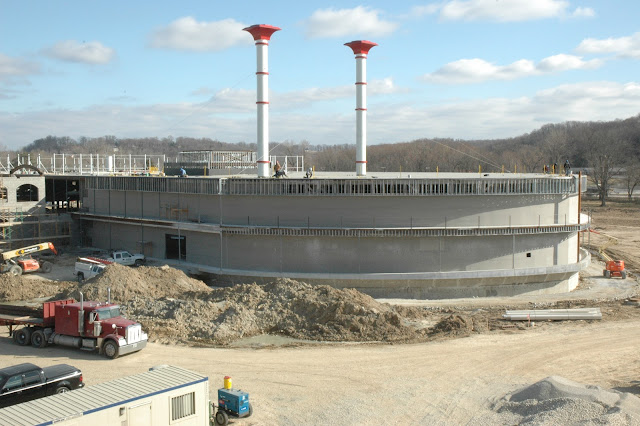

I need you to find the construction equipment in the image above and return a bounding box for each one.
[604,260,626,279]
[0,242,57,276]
[0,293,148,359]
[213,376,252,426]
[588,229,627,279]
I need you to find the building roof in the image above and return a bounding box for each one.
[0,365,208,426]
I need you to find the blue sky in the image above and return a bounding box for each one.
[1,0,640,150]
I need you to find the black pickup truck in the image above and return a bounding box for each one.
[0,363,84,408]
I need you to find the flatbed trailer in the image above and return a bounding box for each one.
[0,299,73,336]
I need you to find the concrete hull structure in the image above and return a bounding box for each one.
[74,172,589,299]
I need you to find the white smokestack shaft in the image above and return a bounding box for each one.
[345,40,377,177]
[355,54,367,176]
[243,25,281,178]
[256,40,270,178]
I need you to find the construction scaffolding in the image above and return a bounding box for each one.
[0,211,72,249]
[0,154,166,175]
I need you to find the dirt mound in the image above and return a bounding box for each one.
[429,314,474,337]
[127,278,429,345]
[55,263,212,302]
[0,275,73,302]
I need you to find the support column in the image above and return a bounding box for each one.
[345,40,377,177]
[244,24,281,178]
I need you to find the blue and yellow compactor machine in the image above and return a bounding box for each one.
[212,376,253,426]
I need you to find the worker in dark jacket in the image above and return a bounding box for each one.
[563,159,571,176]
[273,161,286,178]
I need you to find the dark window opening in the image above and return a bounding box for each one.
[17,184,38,202]
[166,234,186,261]
[526,253,532,258]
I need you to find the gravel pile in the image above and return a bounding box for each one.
[484,376,640,425]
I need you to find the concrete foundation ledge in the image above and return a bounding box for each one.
[208,250,590,299]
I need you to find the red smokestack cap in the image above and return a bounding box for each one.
[243,24,281,40]
[345,40,378,55]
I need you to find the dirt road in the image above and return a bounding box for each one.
[1,317,639,425]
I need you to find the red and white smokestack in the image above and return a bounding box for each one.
[345,40,377,177]
[243,24,281,178]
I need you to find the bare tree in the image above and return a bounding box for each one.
[582,125,628,206]
[623,161,640,201]
[541,124,570,169]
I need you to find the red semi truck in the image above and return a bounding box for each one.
[0,294,147,359]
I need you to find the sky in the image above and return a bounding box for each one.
[1,0,640,150]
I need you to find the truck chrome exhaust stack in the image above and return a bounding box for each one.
[78,292,84,334]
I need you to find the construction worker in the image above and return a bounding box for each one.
[179,167,187,177]
[273,161,285,178]
[563,159,571,176]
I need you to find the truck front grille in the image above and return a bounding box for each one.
[126,324,144,343]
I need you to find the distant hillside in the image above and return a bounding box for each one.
[10,114,640,175]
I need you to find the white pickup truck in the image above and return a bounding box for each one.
[109,250,146,266]
[74,257,108,282]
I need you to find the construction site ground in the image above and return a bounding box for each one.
[1,199,640,424]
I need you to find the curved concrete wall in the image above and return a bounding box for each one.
[78,174,587,299]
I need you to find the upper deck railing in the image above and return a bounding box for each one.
[82,175,578,196]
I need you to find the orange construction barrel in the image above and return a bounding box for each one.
[224,376,232,389]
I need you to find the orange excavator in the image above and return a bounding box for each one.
[0,242,58,276]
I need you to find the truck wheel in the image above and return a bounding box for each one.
[31,330,47,348]
[621,271,627,279]
[215,411,229,426]
[55,385,70,394]
[40,261,52,273]
[103,340,119,359]
[135,259,143,267]
[247,402,253,417]
[9,265,22,276]
[77,272,84,283]
[15,328,31,346]
[605,270,611,278]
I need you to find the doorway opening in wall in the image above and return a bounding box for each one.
[166,234,186,261]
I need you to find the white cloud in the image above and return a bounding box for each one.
[150,17,252,51]
[368,81,640,141]
[409,4,441,17]
[423,54,602,84]
[572,7,595,18]
[3,80,640,149]
[43,40,115,64]
[202,77,402,112]
[0,53,40,80]
[576,32,640,58]
[303,6,398,39]
[433,0,569,22]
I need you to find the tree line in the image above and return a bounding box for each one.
[8,114,640,206]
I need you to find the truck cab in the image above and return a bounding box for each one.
[54,300,147,359]
[110,250,145,266]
